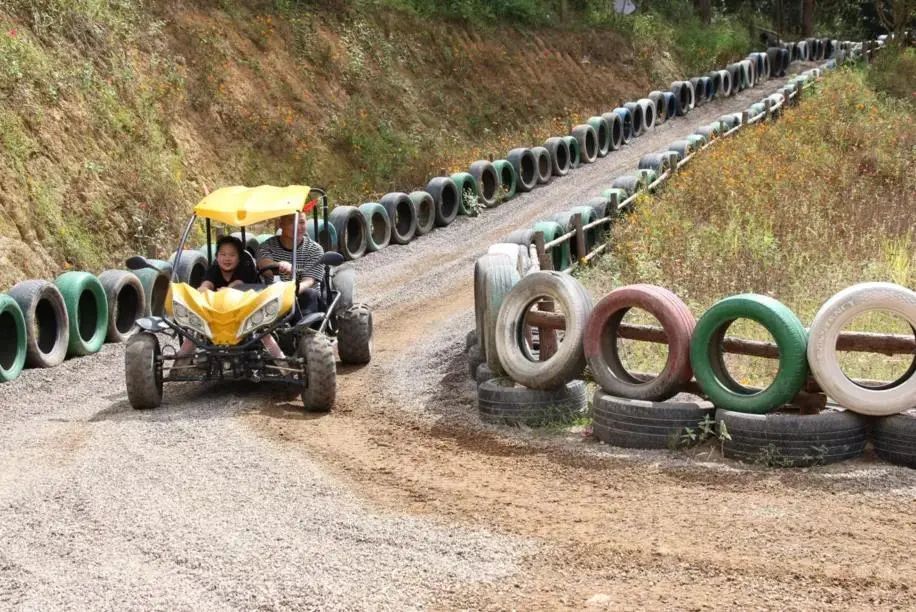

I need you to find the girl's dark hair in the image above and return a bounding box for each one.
[215,235,244,255]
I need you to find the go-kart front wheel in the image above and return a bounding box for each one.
[337,303,373,365]
[298,331,337,412]
[125,332,163,410]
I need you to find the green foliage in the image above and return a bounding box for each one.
[867,46,916,104]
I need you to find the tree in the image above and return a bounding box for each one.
[694,0,712,24]
[801,0,816,36]
[874,0,916,42]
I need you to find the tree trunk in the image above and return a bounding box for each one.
[694,0,712,24]
[801,0,815,36]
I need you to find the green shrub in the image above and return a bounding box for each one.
[867,46,916,105]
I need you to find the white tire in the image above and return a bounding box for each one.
[487,243,531,279]
[807,283,916,416]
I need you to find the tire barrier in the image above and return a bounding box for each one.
[494,271,592,390]
[647,91,666,123]
[592,392,715,449]
[358,203,392,253]
[686,134,706,149]
[530,146,552,184]
[0,294,26,382]
[661,92,677,122]
[611,175,642,196]
[562,135,581,169]
[601,112,624,151]
[329,205,369,260]
[612,107,634,144]
[688,77,703,105]
[468,160,500,207]
[487,243,536,278]
[601,188,628,211]
[636,169,658,192]
[807,283,916,417]
[637,98,656,131]
[408,191,436,235]
[694,124,718,142]
[585,195,611,219]
[505,228,537,251]
[571,124,598,164]
[670,81,690,116]
[587,116,612,158]
[690,294,808,415]
[508,147,539,192]
[717,69,733,97]
[716,406,868,467]
[306,219,338,252]
[544,137,571,177]
[475,362,495,386]
[707,71,721,98]
[873,412,916,468]
[481,259,520,375]
[169,249,207,288]
[478,378,587,426]
[533,221,571,271]
[727,63,743,92]
[54,271,109,357]
[133,267,169,317]
[700,76,714,102]
[718,113,741,130]
[426,176,460,227]
[623,102,645,137]
[98,270,145,343]
[490,159,518,202]
[450,171,480,215]
[474,254,515,363]
[668,139,695,159]
[638,153,671,174]
[379,192,417,245]
[568,206,599,254]
[6,280,70,368]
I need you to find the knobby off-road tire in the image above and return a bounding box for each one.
[478,378,587,426]
[299,331,337,412]
[0,294,27,382]
[337,303,373,365]
[716,406,868,467]
[872,411,916,468]
[7,279,70,368]
[125,332,163,410]
[592,392,715,449]
[98,270,146,343]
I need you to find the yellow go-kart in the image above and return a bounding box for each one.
[124,185,372,412]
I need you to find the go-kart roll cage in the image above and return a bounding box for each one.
[166,187,337,348]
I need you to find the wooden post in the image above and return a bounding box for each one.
[741,110,749,126]
[439,167,447,177]
[488,153,494,162]
[531,231,558,361]
[572,213,587,265]
[607,191,619,215]
[764,98,772,120]
[533,231,552,271]
[668,153,679,174]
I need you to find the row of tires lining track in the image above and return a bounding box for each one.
[0,37,862,384]
[468,272,916,469]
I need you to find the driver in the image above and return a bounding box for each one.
[256,213,324,314]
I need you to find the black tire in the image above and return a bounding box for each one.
[337,303,373,365]
[671,81,690,116]
[0,294,26,382]
[426,176,460,227]
[562,136,581,169]
[7,279,70,368]
[451,171,480,216]
[638,153,670,174]
[170,250,207,288]
[54,271,109,357]
[98,270,146,343]
[478,378,587,426]
[544,137,571,177]
[475,362,495,385]
[585,195,611,219]
[508,148,538,192]
[359,202,391,253]
[299,331,337,412]
[571,124,598,163]
[380,192,417,245]
[592,392,715,449]
[872,411,916,468]
[623,103,645,137]
[601,112,624,151]
[716,407,868,468]
[586,116,611,157]
[468,343,483,379]
[125,332,163,410]
[132,267,170,317]
[491,159,518,203]
[329,205,369,260]
[647,91,666,123]
[469,160,500,207]
[504,228,537,249]
[611,175,641,196]
[408,191,436,236]
[530,146,552,185]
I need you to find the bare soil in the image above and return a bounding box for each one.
[3,68,914,610]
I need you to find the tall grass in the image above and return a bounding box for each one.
[579,67,916,387]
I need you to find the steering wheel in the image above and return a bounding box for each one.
[257,263,282,284]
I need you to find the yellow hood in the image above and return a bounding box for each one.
[165,282,296,345]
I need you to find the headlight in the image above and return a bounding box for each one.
[239,298,281,337]
[173,298,212,339]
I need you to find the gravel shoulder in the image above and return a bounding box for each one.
[3,64,914,610]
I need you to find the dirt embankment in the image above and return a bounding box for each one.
[0,2,665,289]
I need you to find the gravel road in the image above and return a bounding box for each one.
[3,64,915,610]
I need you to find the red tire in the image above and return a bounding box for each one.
[583,284,695,401]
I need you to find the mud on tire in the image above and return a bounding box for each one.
[299,331,337,412]
[125,332,163,410]
[337,303,373,365]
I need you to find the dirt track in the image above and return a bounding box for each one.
[3,65,915,610]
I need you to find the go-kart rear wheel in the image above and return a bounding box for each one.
[125,332,162,410]
[298,331,336,412]
[337,304,373,365]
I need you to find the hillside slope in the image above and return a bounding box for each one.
[0,1,744,288]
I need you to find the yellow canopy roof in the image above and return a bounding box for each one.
[193,185,314,226]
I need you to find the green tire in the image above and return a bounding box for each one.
[450,172,480,215]
[562,135,581,169]
[533,221,572,271]
[54,271,110,357]
[636,169,658,192]
[601,188,628,214]
[690,294,808,414]
[568,205,599,253]
[491,159,517,202]
[0,294,27,382]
